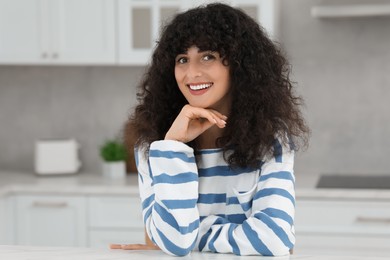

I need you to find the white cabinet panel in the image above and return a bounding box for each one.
[88,196,143,228]
[117,0,278,65]
[1,0,278,65]
[0,197,5,244]
[88,195,144,247]
[0,0,116,64]
[15,195,87,247]
[295,233,390,257]
[50,0,116,64]
[2,196,15,244]
[295,199,390,257]
[89,229,144,248]
[0,0,47,63]
[117,0,181,65]
[296,200,390,234]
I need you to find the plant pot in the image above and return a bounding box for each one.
[102,161,126,179]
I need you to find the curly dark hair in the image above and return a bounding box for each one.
[125,3,309,168]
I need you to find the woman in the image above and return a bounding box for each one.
[114,3,309,256]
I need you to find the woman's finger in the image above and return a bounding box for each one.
[109,244,122,249]
[208,109,228,121]
[165,104,227,142]
[186,106,226,128]
[121,244,160,250]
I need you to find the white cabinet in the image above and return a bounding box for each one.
[0,0,116,65]
[0,197,5,244]
[117,0,279,65]
[0,0,278,66]
[88,195,144,248]
[0,196,15,244]
[295,198,390,257]
[5,192,144,248]
[14,195,87,247]
[117,0,181,65]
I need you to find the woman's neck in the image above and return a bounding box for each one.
[195,125,225,149]
[196,100,231,149]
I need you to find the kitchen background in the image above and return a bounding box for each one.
[1,0,390,257]
[1,0,390,177]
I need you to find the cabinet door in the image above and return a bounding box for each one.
[0,0,50,64]
[50,0,116,64]
[117,0,278,66]
[118,0,180,65]
[0,196,15,244]
[15,195,87,247]
[88,195,144,248]
[0,0,115,65]
[0,197,5,244]
[231,0,278,39]
[88,196,143,228]
[295,233,390,257]
[89,229,144,248]
[295,199,390,257]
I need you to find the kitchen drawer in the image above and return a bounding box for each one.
[88,196,143,228]
[89,229,144,248]
[294,233,390,257]
[295,199,390,234]
[15,194,87,246]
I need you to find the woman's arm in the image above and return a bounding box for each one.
[136,140,200,256]
[114,105,227,256]
[197,139,295,256]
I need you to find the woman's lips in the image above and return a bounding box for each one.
[186,83,213,95]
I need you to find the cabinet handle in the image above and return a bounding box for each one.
[52,53,59,59]
[32,201,68,208]
[41,52,48,59]
[355,216,390,224]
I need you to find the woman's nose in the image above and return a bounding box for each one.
[187,62,202,78]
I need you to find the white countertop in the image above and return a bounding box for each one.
[0,170,139,197]
[1,245,389,260]
[294,172,390,201]
[1,171,390,200]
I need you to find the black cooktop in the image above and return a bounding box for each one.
[316,174,390,189]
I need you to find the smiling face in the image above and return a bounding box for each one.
[174,46,231,115]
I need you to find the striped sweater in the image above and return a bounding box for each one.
[135,139,295,256]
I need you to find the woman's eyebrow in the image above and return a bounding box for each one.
[176,52,187,56]
[178,49,189,54]
[198,50,216,53]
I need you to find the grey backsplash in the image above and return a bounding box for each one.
[1,0,390,176]
[0,66,145,173]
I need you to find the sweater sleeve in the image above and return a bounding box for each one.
[196,138,296,256]
[135,140,200,256]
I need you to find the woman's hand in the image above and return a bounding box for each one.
[110,229,160,251]
[165,104,227,143]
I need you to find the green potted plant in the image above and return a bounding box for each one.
[100,139,128,179]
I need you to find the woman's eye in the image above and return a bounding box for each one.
[203,54,216,61]
[176,57,187,64]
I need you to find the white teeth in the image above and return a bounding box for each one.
[188,83,212,90]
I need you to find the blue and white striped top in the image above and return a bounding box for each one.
[135,139,295,256]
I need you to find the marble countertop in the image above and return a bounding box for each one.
[1,170,390,200]
[1,245,389,260]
